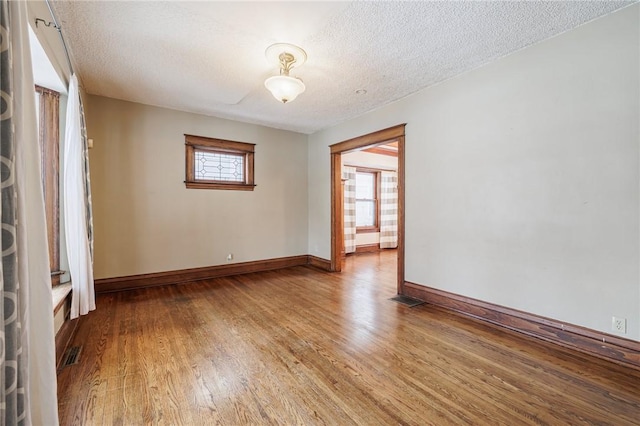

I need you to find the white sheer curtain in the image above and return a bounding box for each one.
[63,74,95,319]
[379,171,398,249]
[343,166,357,254]
[3,0,59,423]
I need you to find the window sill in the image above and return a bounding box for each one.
[185,181,256,191]
[356,227,380,234]
[52,283,72,315]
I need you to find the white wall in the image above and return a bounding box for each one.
[87,96,309,278]
[308,5,640,340]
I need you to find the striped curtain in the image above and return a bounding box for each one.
[380,171,398,249]
[1,1,59,423]
[0,4,26,422]
[343,166,357,254]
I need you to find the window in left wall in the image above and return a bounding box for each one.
[35,85,62,286]
[30,23,67,286]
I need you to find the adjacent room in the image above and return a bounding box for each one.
[3,0,639,424]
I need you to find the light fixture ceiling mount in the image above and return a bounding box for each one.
[264,43,307,104]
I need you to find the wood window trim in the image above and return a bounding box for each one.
[357,226,379,234]
[36,85,61,286]
[184,134,255,191]
[354,168,381,233]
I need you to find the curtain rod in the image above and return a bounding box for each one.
[34,0,74,76]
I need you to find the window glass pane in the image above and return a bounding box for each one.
[355,172,374,199]
[195,151,244,182]
[356,200,375,227]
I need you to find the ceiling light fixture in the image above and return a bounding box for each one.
[264,43,307,104]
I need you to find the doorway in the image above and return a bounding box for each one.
[330,124,406,294]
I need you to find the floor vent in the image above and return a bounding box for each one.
[61,346,82,368]
[389,295,425,307]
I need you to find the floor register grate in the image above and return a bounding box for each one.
[61,346,82,368]
[389,295,425,307]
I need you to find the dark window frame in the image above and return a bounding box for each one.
[185,134,255,191]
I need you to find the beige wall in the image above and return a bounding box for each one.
[308,6,640,340]
[86,96,308,278]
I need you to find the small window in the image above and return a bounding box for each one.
[355,170,379,231]
[185,134,255,191]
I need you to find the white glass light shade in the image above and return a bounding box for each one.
[264,75,306,103]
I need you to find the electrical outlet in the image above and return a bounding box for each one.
[226,253,234,262]
[612,316,627,334]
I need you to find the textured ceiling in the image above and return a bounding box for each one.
[51,1,634,134]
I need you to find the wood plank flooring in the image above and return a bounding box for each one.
[58,251,640,425]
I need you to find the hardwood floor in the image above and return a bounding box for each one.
[58,251,640,425]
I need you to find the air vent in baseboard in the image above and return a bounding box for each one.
[61,346,82,368]
[389,295,425,307]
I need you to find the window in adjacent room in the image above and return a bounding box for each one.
[185,134,255,190]
[355,169,379,232]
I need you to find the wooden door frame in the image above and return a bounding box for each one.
[330,124,406,294]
